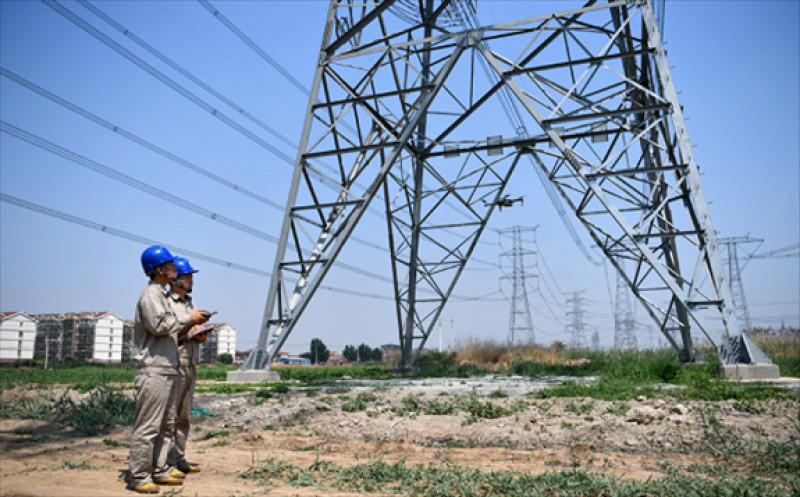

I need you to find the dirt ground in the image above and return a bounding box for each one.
[1,379,798,496]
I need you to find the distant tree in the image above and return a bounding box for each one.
[358,343,372,363]
[343,345,358,362]
[218,353,233,365]
[357,343,383,363]
[309,338,330,364]
[299,352,312,360]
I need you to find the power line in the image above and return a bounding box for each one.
[1,67,282,212]
[0,193,395,301]
[530,288,564,327]
[2,193,504,304]
[152,0,294,109]
[0,67,386,253]
[1,128,494,300]
[42,0,334,185]
[751,243,800,260]
[197,0,312,100]
[1,193,269,277]
[53,0,408,230]
[453,0,602,266]
[195,0,500,249]
[78,0,298,151]
[0,120,392,284]
[53,0,492,261]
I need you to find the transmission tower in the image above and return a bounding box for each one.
[591,330,600,350]
[717,236,763,333]
[565,291,589,349]
[240,0,768,373]
[499,226,537,345]
[614,260,638,349]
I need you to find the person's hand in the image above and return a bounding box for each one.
[188,324,205,335]
[193,329,211,343]
[189,309,210,324]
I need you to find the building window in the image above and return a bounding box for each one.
[109,336,113,343]
[108,352,112,358]
[19,331,24,338]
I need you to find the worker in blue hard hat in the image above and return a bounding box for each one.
[129,246,211,494]
[166,257,211,476]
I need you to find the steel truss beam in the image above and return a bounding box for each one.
[242,0,754,371]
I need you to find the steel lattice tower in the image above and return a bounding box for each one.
[718,236,763,333]
[240,0,770,372]
[614,260,638,349]
[499,226,537,345]
[591,330,600,350]
[565,291,589,349]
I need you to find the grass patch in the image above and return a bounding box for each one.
[195,382,257,394]
[341,392,378,412]
[102,439,128,447]
[0,386,135,436]
[199,430,229,441]
[56,387,135,436]
[272,365,393,384]
[238,456,797,496]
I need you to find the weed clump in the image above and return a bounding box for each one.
[341,392,378,412]
[0,386,134,436]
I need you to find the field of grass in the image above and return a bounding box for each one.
[2,330,798,496]
[2,328,798,403]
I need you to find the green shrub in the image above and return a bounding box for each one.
[341,392,378,412]
[55,386,135,436]
[272,384,290,394]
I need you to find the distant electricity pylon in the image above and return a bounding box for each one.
[718,236,763,332]
[591,330,600,350]
[565,291,590,349]
[614,260,638,349]
[499,226,537,345]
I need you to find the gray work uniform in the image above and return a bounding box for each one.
[167,292,201,468]
[129,281,192,486]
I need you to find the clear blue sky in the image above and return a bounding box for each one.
[1,1,797,355]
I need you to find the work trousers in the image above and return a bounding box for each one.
[168,362,196,468]
[129,372,181,485]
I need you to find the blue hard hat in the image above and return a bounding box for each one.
[173,257,199,276]
[141,245,175,273]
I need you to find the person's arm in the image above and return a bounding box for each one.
[139,289,192,336]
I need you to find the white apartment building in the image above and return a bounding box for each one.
[2,310,237,364]
[216,323,236,357]
[92,312,125,362]
[33,311,125,363]
[199,323,237,363]
[0,312,37,362]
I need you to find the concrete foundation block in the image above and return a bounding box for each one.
[718,363,780,380]
[227,370,281,383]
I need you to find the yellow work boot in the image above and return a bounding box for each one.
[177,464,201,473]
[169,468,186,479]
[130,482,160,494]
[152,476,183,486]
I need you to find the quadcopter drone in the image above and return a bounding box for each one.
[482,194,524,211]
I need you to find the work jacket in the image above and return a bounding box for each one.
[169,292,201,367]
[133,281,191,375]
